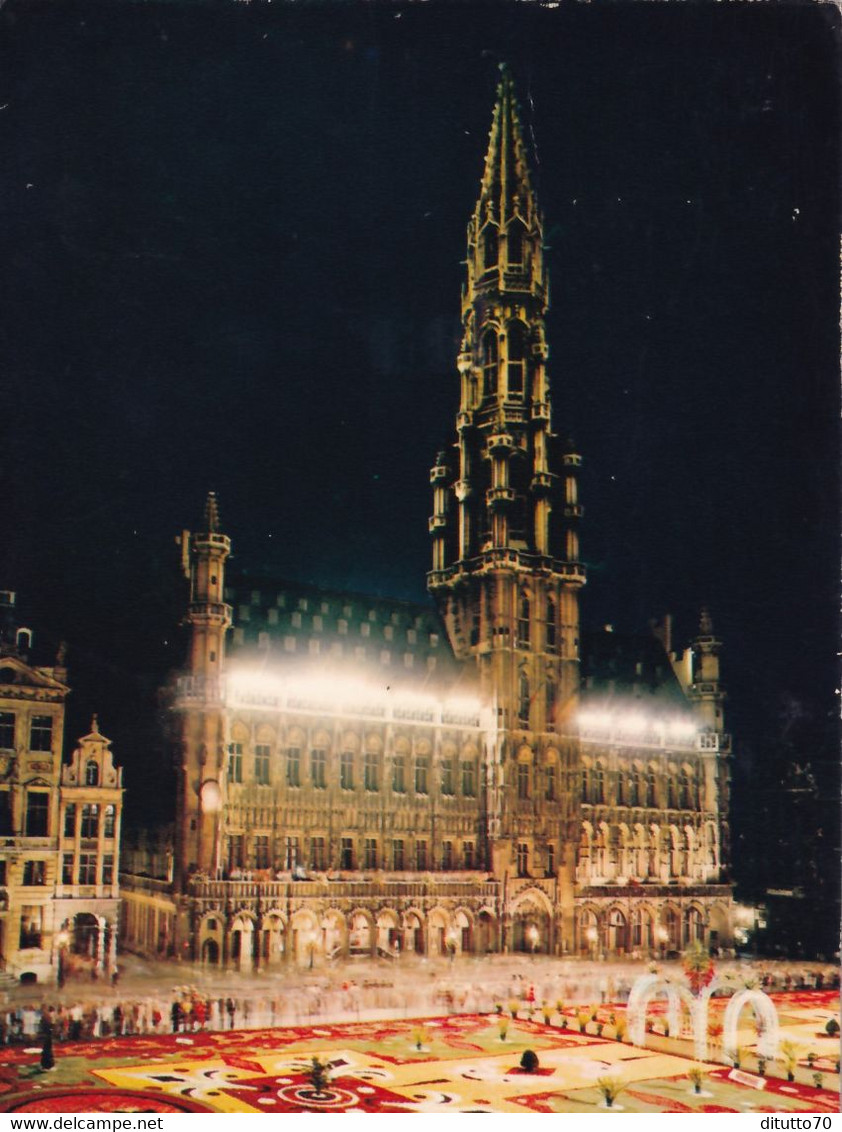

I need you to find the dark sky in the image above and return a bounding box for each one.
[1,1,839,841]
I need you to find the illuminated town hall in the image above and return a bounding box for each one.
[122,68,734,966]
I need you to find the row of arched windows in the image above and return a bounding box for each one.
[581,764,701,810]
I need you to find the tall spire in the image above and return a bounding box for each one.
[476,63,540,237]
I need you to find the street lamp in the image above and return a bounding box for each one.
[527,924,539,961]
[656,926,669,960]
[585,926,598,960]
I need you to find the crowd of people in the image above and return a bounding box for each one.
[1,958,837,1049]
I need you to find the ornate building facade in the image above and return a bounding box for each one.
[0,591,124,983]
[121,68,733,967]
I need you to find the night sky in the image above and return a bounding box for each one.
[1,0,839,887]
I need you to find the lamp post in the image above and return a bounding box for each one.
[585,926,598,961]
[527,924,539,962]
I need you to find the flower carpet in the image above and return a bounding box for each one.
[0,1010,837,1114]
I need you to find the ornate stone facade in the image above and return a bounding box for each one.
[121,68,733,967]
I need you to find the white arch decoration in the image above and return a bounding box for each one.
[721,987,779,1061]
[627,974,705,1059]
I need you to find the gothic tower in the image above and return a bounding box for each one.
[428,66,585,903]
[174,492,232,892]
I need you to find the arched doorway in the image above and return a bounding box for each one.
[229,914,254,971]
[427,908,450,956]
[453,909,473,954]
[348,911,374,957]
[511,891,551,954]
[376,909,400,956]
[404,911,424,955]
[322,910,345,961]
[260,912,286,967]
[71,913,100,960]
[477,910,496,954]
[606,908,628,954]
[202,939,219,964]
[578,908,600,957]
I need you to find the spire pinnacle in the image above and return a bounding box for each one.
[203,491,220,534]
[476,64,538,232]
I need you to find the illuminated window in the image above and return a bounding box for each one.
[518,672,530,726]
[461,760,477,797]
[103,804,115,839]
[227,743,243,783]
[19,906,42,949]
[63,803,76,838]
[0,791,8,836]
[340,837,354,869]
[0,712,14,749]
[678,769,691,809]
[310,836,326,870]
[463,841,474,869]
[646,769,657,807]
[441,840,453,870]
[628,774,639,807]
[26,792,49,837]
[22,860,46,886]
[667,775,677,808]
[546,681,557,728]
[85,761,99,786]
[545,764,557,802]
[415,840,427,870]
[78,853,97,885]
[227,835,244,871]
[364,838,377,869]
[392,754,406,793]
[340,751,354,790]
[593,764,606,805]
[254,835,270,869]
[546,843,555,876]
[102,854,114,886]
[546,594,557,652]
[254,745,271,785]
[29,715,53,752]
[517,592,530,648]
[414,756,429,795]
[286,747,301,787]
[392,839,405,870]
[516,842,529,877]
[62,853,74,885]
[284,836,299,869]
[441,758,454,795]
[311,748,326,789]
[364,750,378,791]
[517,761,530,800]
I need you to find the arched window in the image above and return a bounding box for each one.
[506,321,526,396]
[507,219,526,266]
[581,767,590,803]
[85,761,99,787]
[667,774,677,809]
[482,225,498,271]
[627,772,638,807]
[646,768,657,807]
[545,593,557,653]
[518,672,530,727]
[517,591,530,648]
[481,330,499,398]
[545,681,557,730]
[593,763,606,805]
[678,769,691,809]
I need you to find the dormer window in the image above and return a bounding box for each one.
[85,761,99,787]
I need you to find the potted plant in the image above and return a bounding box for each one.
[308,1057,330,1097]
[688,1067,705,1095]
[807,1051,818,1069]
[614,1016,628,1043]
[577,1010,590,1034]
[494,1002,503,1015]
[825,1018,840,1037]
[812,1071,824,1090]
[508,999,521,1019]
[757,1057,767,1077]
[595,1076,625,1109]
[498,1016,509,1041]
[779,1041,800,1082]
[412,1026,430,1051]
[542,1004,552,1025]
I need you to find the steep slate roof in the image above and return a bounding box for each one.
[579,627,689,711]
[223,572,476,698]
